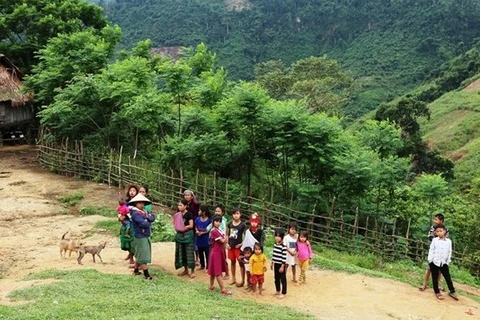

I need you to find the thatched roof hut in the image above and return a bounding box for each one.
[0,54,31,107]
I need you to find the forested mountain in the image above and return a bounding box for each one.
[100,0,480,116]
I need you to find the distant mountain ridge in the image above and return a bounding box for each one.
[100,0,480,116]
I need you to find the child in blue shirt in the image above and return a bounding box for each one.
[195,204,211,270]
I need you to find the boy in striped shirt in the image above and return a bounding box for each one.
[270,228,287,299]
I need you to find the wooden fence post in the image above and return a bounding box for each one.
[118,146,123,188]
[405,218,411,259]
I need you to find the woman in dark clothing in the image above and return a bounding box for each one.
[130,193,156,280]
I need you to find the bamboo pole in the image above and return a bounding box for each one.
[118,146,123,188]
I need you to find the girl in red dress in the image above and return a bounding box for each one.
[208,214,232,295]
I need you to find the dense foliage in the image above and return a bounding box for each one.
[100,0,480,116]
[0,0,107,73]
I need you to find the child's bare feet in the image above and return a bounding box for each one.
[274,291,281,296]
[277,294,285,299]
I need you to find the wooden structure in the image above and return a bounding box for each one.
[0,54,33,146]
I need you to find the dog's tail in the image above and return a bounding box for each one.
[61,231,68,240]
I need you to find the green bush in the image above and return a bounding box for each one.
[151,212,176,242]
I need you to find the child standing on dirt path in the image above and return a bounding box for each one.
[283,223,298,283]
[271,228,287,299]
[227,208,247,287]
[195,204,211,270]
[238,246,253,291]
[249,243,267,295]
[208,214,231,295]
[427,224,458,301]
[241,213,265,252]
[297,230,313,285]
[419,213,449,291]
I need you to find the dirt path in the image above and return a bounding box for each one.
[0,146,479,319]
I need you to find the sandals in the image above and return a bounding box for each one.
[436,293,444,300]
[229,280,237,285]
[189,273,196,279]
[209,286,215,291]
[177,270,188,276]
[220,289,232,295]
[448,292,459,300]
[418,284,426,291]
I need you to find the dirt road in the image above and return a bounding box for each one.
[0,146,478,319]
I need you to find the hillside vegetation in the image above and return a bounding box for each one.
[421,83,480,190]
[100,0,480,116]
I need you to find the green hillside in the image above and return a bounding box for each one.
[421,83,480,189]
[100,0,480,116]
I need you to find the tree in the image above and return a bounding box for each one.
[158,60,192,137]
[0,0,107,72]
[24,26,121,108]
[214,82,270,195]
[255,56,356,115]
[38,44,174,152]
[357,120,403,159]
[412,173,449,214]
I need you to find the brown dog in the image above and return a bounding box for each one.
[59,231,85,258]
[77,242,107,265]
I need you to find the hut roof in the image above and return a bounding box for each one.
[0,54,31,107]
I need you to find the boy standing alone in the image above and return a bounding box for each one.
[427,224,458,300]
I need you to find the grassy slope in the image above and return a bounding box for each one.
[420,85,480,188]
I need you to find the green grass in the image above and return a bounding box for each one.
[418,89,480,187]
[57,191,84,207]
[93,220,119,236]
[0,269,311,320]
[79,206,116,217]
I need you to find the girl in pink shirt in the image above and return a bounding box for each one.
[296,230,313,284]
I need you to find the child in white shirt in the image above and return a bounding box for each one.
[427,224,458,301]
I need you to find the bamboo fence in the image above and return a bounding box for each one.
[36,138,480,276]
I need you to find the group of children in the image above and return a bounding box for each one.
[118,187,314,296]
[117,186,458,302]
[207,208,314,298]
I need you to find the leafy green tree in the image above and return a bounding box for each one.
[39,46,174,152]
[184,42,217,77]
[158,60,192,137]
[255,56,356,115]
[254,60,292,100]
[0,0,107,72]
[412,173,449,215]
[214,82,270,194]
[24,26,121,108]
[356,120,403,159]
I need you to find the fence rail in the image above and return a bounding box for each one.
[36,138,480,277]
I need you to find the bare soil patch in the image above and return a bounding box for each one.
[463,79,480,92]
[0,146,479,319]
